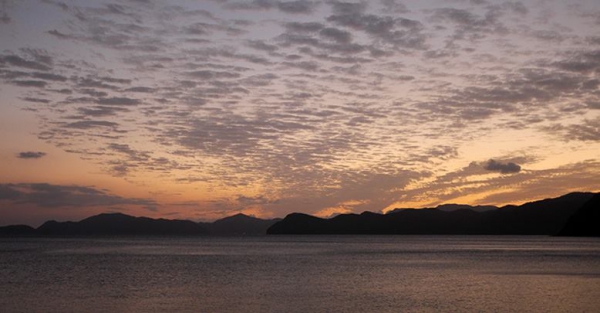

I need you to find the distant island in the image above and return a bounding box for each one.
[268,192,599,236]
[0,213,280,237]
[1,192,598,237]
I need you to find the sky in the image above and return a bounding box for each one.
[1,0,599,226]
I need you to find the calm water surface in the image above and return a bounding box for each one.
[1,236,599,312]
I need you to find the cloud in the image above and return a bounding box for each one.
[0,183,157,210]
[21,97,51,104]
[545,118,600,142]
[78,106,129,117]
[225,0,318,14]
[552,50,600,73]
[95,97,140,106]
[236,195,278,206]
[11,80,47,88]
[0,13,10,24]
[326,1,425,49]
[0,52,52,71]
[483,159,522,174]
[319,27,352,43]
[277,0,318,14]
[31,72,68,81]
[65,120,120,129]
[124,86,156,93]
[17,151,47,159]
[3,0,597,220]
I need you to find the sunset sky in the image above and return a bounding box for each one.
[1,0,599,226]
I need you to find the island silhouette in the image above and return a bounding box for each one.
[1,192,598,237]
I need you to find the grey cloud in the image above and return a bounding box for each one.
[31,72,68,81]
[75,76,129,90]
[50,88,73,94]
[284,21,324,33]
[12,80,47,88]
[484,159,521,174]
[22,97,51,103]
[531,30,566,42]
[46,10,164,52]
[124,86,156,93]
[187,70,241,80]
[226,0,318,14]
[108,143,150,162]
[587,101,600,109]
[277,30,370,58]
[427,146,458,160]
[278,1,318,14]
[0,69,28,79]
[104,143,192,177]
[0,183,157,210]
[237,195,278,205]
[587,36,600,45]
[17,151,47,159]
[47,29,70,39]
[501,1,528,15]
[1,13,9,24]
[379,0,409,14]
[65,120,120,129]
[108,162,131,177]
[0,54,52,71]
[329,1,367,15]
[419,64,598,122]
[423,49,458,59]
[241,73,278,87]
[0,184,20,200]
[553,50,600,73]
[78,106,129,117]
[185,22,245,37]
[0,69,66,82]
[185,47,272,65]
[281,60,321,71]
[319,27,352,43]
[226,0,276,11]
[96,76,131,84]
[546,118,600,142]
[79,89,108,97]
[246,40,279,52]
[431,6,511,41]
[96,97,141,106]
[326,4,425,49]
[433,8,491,28]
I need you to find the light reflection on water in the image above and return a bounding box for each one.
[1,236,599,312]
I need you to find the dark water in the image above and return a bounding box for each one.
[1,236,599,313]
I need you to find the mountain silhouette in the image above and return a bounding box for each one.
[36,213,209,236]
[1,212,280,237]
[1,192,597,237]
[268,192,597,235]
[208,213,280,236]
[0,225,37,237]
[387,203,497,214]
[557,193,600,237]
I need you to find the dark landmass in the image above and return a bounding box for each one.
[268,192,599,236]
[1,192,597,237]
[0,213,279,237]
[388,203,498,214]
[37,213,209,236]
[207,213,281,236]
[557,193,600,237]
[0,225,37,237]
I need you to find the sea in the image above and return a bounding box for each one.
[1,236,599,313]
